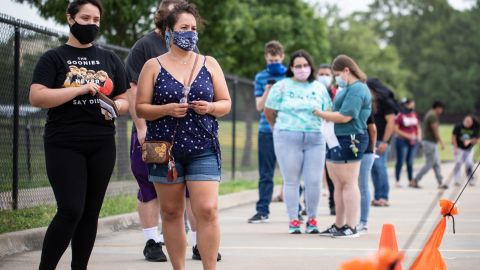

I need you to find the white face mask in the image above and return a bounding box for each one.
[317,75,332,87]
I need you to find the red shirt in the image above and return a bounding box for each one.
[395,112,419,136]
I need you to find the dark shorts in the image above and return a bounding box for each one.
[326,133,369,163]
[148,149,221,184]
[131,132,157,202]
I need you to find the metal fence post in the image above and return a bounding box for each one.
[12,24,20,210]
[231,77,237,180]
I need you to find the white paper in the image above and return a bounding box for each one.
[321,121,339,149]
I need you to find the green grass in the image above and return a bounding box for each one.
[0,178,274,234]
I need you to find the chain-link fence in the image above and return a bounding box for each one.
[0,13,259,210]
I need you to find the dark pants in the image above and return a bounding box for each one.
[395,138,417,182]
[256,132,276,215]
[40,137,116,270]
[325,165,335,209]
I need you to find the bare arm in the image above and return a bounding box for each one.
[395,124,414,140]
[127,83,147,142]
[314,110,352,124]
[255,84,272,112]
[368,123,377,153]
[136,59,188,121]
[191,56,231,117]
[264,108,277,128]
[431,122,445,149]
[113,92,129,115]
[29,83,97,109]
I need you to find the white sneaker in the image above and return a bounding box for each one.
[395,182,403,188]
[356,223,368,234]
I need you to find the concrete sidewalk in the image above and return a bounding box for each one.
[1,162,480,269]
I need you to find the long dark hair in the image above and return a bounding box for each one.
[285,49,316,82]
[67,0,103,18]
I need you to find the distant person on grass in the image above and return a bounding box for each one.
[451,114,479,186]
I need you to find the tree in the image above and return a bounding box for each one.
[367,0,480,114]
[321,4,409,98]
[15,0,157,47]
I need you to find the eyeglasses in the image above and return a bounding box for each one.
[179,86,190,104]
[293,64,310,69]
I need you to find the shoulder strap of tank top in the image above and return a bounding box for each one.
[202,55,207,66]
[155,57,162,67]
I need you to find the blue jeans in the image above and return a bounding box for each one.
[273,130,326,220]
[371,141,390,201]
[359,153,375,224]
[395,138,417,182]
[256,132,276,215]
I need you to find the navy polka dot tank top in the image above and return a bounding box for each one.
[145,55,219,157]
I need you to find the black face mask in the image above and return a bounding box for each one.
[70,20,99,44]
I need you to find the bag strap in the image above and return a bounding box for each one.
[169,53,200,155]
[185,54,200,87]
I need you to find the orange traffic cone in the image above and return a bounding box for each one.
[378,224,402,270]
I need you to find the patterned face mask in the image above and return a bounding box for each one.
[172,30,198,51]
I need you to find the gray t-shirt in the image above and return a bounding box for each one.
[125,31,168,84]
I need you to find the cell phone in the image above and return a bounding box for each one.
[267,79,276,85]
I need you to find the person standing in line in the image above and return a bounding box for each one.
[247,40,287,223]
[394,98,421,187]
[316,55,371,238]
[366,78,396,207]
[357,108,377,234]
[136,3,231,269]
[29,1,129,268]
[411,101,447,189]
[265,49,331,234]
[451,114,479,186]
[125,0,187,262]
[317,63,336,216]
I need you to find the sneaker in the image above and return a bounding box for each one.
[356,223,368,234]
[298,214,304,223]
[332,225,360,238]
[395,182,403,188]
[319,224,341,237]
[289,219,301,234]
[248,213,269,224]
[192,245,222,261]
[305,218,319,234]
[438,184,449,190]
[143,239,167,262]
[409,179,421,188]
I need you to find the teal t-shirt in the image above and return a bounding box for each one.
[265,78,332,132]
[333,81,372,135]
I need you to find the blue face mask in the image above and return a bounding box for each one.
[318,75,332,87]
[267,63,287,75]
[172,30,198,51]
[336,75,348,88]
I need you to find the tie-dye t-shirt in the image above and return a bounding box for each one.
[265,78,331,132]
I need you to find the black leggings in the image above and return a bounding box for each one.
[39,137,116,270]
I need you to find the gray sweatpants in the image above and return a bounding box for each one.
[453,147,475,184]
[415,141,443,184]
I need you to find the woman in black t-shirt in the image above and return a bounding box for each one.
[29,1,128,269]
[452,114,479,186]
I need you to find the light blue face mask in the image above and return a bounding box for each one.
[335,75,348,88]
[318,75,332,87]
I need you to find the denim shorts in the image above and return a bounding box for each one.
[326,133,369,163]
[148,149,221,184]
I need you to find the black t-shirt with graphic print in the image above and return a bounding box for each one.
[453,123,480,150]
[31,44,128,142]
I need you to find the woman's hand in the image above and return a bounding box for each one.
[78,83,99,96]
[191,100,214,115]
[313,109,323,117]
[169,103,189,118]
